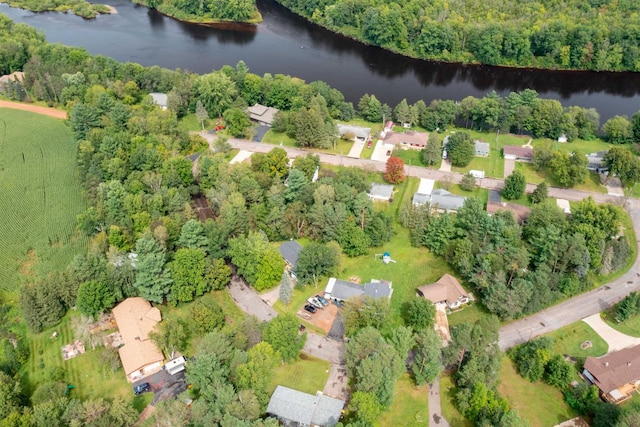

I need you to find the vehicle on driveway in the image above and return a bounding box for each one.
[367,140,373,148]
[307,297,323,309]
[133,382,150,395]
[386,150,391,156]
[316,295,329,306]
[299,324,306,332]
[304,304,317,314]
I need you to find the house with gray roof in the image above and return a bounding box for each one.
[149,93,168,110]
[586,151,608,173]
[474,141,490,157]
[368,183,394,202]
[412,192,430,206]
[337,124,371,143]
[324,278,393,303]
[267,385,345,427]
[248,103,280,126]
[430,189,467,212]
[279,240,303,270]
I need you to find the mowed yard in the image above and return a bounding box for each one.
[0,109,87,291]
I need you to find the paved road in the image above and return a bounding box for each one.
[201,134,640,352]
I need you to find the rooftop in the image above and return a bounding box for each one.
[383,130,429,146]
[267,385,344,427]
[149,93,168,108]
[430,189,467,211]
[337,123,371,140]
[279,240,303,268]
[503,145,534,159]
[584,344,640,394]
[417,274,469,305]
[364,279,393,299]
[369,183,394,200]
[248,103,279,125]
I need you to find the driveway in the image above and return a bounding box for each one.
[438,159,451,172]
[227,274,277,322]
[260,285,281,306]
[504,158,515,178]
[253,125,270,142]
[371,140,392,162]
[133,369,187,405]
[302,333,345,364]
[323,364,348,400]
[582,314,640,353]
[430,376,450,426]
[347,140,365,158]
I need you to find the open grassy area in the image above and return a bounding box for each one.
[261,129,354,156]
[392,148,424,168]
[452,152,504,179]
[0,109,88,291]
[447,303,489,327]
[269,353,330,395]
[498,358,575,427]
[546,321,608,358]
[604,313,640,338]
[440,374,472,427]
[24,311,133,402]
[376,373,429,426]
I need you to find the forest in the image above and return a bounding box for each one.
[133,0,261,23]
[274,0,640,71]
[0,0,110,18]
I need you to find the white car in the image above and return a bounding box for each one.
[307,297,323,309]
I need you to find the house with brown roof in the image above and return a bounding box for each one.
[583,344,640,403]
[383,130,429,150]
[0,71,25,86]
[248,103,280,126]
[112,297,165,382]
[416,274,470,310]
[503,145,533,162]
[486,190,531,224]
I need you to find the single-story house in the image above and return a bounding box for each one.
[474,141,490,157]
[503,145,533,162]
[324,278,393,303]
[469,170,485,179]
[149,93,168,110]
[337,124,371,143]
[0,71,25,87]
[368,183,394,202]
[583,344,640,403]
[279,240,303,277]
[248,103,280,126]
[383,130,429,150]
[112,297,165,382]
[413,178,435,206]
[586,151,608,173]
[267,385,345,427]
[430,189,467,212]
[556,198,571,214]
[412,193,431,206]
[417,274,470,310]
[486,190,531,224]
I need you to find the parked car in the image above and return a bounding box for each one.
[307,297,323,309]
[386,150,391,156]
[366,140,373,148]
[315,295,329,306]
[303,304,317,314]
[299,324,306,332]
[133,382,150,395]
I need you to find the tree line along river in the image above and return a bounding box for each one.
[1,0,640,122]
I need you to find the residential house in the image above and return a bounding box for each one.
[383,130,429,150]
[583,344,640,403]
[267,385,345,427]
[586,151,608,173]
[412,192,431,206]
[279,240,303,278]
[149,93,168,110]
[474,141,490,157]
[324,278,393,303]
[248,103,280,126]
[112,297,165,382]
[368,183,394,202]
[556,198,572,214]
[430,189,467,212]
[0,71,24,87]
[503,145,533,162]
[486,190,531,224]
[337,124,371,143]
[412,178,435,206]
[416,274,470,310]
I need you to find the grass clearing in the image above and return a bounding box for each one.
[498,358,575,427]
[447,304,489,327]
[0,109,88,291]
[24,311,133,402]
[376,373,429,426]
[440,374,472,427]
[546,321,608,358]
[269,353,330,395]
[604,313,640,338]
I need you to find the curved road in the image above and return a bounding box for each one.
[203,134,640,350]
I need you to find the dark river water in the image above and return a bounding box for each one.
[2,0,640,121]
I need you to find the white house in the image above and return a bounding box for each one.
[337,124,371,143]
[474,141,490,157]
[368,183,394,202]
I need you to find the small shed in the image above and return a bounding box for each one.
[165,356,187,375]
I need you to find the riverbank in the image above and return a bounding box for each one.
[131,0,262,26]
[0,0,113,18]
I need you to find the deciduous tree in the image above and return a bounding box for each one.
[502,170,526,200]
[384,156,405,184]
[263,314,306,362]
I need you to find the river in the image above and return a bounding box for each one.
[2,0,640,121]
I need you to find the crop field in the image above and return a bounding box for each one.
[0,109,87,291]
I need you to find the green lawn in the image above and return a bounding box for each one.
[452,152,504,179]
[0,109,88,291]
[546,321,608,358]
[447,304,489,327]
[24,311,133,402]
[261,129,354,156]
[604,313,640,338]
[392,148,424,168]
[269,353,330,395]
[497,358,575,427]
[440,374,472,427]
[376,373,429,426]
[593,206,638,286]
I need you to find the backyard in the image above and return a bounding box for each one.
[269,353,330,395]
[376,373,429,426]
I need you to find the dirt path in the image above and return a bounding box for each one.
[0,100,68,119]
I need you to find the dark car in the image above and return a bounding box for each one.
[299,324,306,332]
[133,382,150,395]
[386,150,391,156]
[315,295,329,306]
[303,304,317,314]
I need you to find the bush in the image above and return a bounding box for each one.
[460,173,476,191]
[509,337,553,382]
[615,291,640,322]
